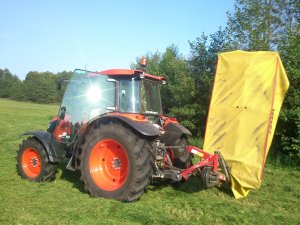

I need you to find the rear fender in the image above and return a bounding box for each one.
[88,115,161,137]
[20,131,65,162]
[159,123,191,145]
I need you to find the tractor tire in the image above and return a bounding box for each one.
[17,137,57,182]
[76,122,153,202]
[172,137,192,169]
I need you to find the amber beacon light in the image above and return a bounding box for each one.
[140,57,147,68]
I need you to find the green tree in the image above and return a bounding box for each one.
[227,0,299,50]
[24,71,58,103]
[9,80,26,101]
[159,46,198,133]
[0,69,25,100]
[132,45,198,134]
[274,32,300,164]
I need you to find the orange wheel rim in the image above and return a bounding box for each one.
[89,139,129,191]
[22,148,41,178]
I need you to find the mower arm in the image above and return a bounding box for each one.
[180,146,230,185]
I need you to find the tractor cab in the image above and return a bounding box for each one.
[50,68,166,144]
[101,69,165,115]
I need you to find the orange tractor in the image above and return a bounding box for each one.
[17,60,229,202]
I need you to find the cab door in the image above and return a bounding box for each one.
[53,69,116,144]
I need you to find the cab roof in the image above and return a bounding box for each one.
[98,69,166,82]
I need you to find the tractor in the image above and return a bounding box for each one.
[17,59,229,202]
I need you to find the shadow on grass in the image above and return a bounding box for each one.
[57,161,234,198]
[58,160,85,193]
[149,176,234,197]
[149,177,203,193]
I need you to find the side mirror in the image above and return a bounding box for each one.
[57,79,70,90]
[57,79,62,90]
[59,106,66,120]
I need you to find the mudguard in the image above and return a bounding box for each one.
[159,123,191,145]
[90,114,162,137]
[20,131,65,162]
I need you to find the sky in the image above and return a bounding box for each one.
[0,1,235,80]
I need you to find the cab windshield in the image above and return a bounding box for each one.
[60,70,116,126]
[119,78,162,115]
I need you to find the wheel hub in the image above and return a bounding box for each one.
[31,157,38,167]
[111,157,122,170]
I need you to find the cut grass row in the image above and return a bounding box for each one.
[0,98,299,225]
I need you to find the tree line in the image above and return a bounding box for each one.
[0,70,72,103]
[0,0,299,164]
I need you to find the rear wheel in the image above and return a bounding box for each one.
[171,137,192,168]
[76,122,153,202]
[17,137,57,182]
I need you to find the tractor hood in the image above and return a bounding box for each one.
[203,51,289,198]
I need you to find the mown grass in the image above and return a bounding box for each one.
[0,98,299,225]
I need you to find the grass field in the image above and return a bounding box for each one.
[0,98,299,225]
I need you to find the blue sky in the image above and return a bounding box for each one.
[0,1,235,80]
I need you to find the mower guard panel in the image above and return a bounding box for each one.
[20,131,65,162]
[203,51,289,198]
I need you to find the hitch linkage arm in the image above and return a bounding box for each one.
[180,146,230,184]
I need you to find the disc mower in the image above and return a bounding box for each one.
[17,58,230,202]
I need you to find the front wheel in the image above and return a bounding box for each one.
[76,122,153,202]
[17,137,57,182]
